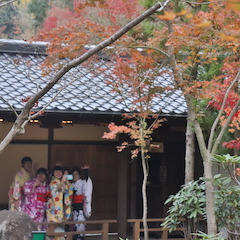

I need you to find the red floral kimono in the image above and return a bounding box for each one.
[22,179,49,225]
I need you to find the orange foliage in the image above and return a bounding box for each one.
[34,0,240,150]
[226,0,240,11]
[158,11,176,21]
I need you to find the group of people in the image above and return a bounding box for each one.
[8,156,93,240]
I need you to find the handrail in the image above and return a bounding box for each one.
[37,219,117,240]
[127,218,186,240]
[36,218,190,240]
[128,218,166,222]
[39,219,117,225]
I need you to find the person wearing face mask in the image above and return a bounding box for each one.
[46,165,73,240]
[22,168,50,227]
[71,165,93,240]
[8,156,33,211]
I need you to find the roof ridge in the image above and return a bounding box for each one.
[0,39,48,55]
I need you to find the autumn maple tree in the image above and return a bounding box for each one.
[35,0,240,237]
[148,0,240,235]
[0,0,171,156]
[0,6,175,240]
[0,2,172,238]
[0,0,239,238]
[36,2,173,239]
[100,49,170,239]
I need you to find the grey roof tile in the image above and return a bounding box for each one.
[70,106,79,110]
[0,40,187,116]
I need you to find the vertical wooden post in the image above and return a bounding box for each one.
[162,228,168,240]
[46,224,55,235]
[102,222,109,240]
[66,233,73,240]
[133,221,140,240]
[47,127,54,171]
[117,143,129,239]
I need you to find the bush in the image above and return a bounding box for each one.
[162,180,206,240]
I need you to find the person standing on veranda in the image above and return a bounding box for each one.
[8,156,33,211]
[22,168,49,229]
[46,165,73,240]
[72,165,93,240]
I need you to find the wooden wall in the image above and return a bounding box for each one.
[50,144,120,222]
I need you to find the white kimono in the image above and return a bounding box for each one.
[72,177,93,240]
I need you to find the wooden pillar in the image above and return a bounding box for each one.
[133,221,140,240]
[102,222,109,240]
[47,127,54,171]
[117,141,129,239]
[162,228,168,240]
[40,120,61,171]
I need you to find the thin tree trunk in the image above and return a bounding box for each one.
[234,130,240,155]
[139,117,149,240]
[141,148,149,240]
[185,116,195,183]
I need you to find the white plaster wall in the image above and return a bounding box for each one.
[0,122,117,141]
[0,122,48,140]
[0,144,48,204]
[54,123,118,141]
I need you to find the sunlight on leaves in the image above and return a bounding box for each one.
[226,0,240,11]
[158,11,176,20]
[219,32,238,42]
[195,20,211,28]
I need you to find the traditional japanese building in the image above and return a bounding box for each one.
[0,39,196,237]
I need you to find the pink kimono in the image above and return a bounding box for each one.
[22,179,50,224]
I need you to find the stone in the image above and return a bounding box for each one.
[0,209,39,240]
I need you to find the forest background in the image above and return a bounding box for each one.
[0,0,73,39]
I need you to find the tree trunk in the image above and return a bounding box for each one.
[0,113,29,154]
[194,119,217,235]
[141,149,149,240]
[185,94,217,235]
[139,116,149,240]
[0,127,21,154]
[185,117,195,183]
[234,130,240,155]
[202,152,217,234]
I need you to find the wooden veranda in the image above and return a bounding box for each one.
[36,218,186,240]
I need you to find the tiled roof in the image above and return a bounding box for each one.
[0,39,187,116]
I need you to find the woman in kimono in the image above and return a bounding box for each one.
[46,165,73,240]
[72,165,93,240]
[8,156,33,211]
[22,168,49,228]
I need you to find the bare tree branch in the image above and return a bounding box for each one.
[0,96,18,117]
[182,0,222,4]
[0,0,172,154]
[0,0,15,7]
[128,46,170,58]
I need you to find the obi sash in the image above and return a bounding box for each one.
[72,194,83,203]
[37,192,50,202]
